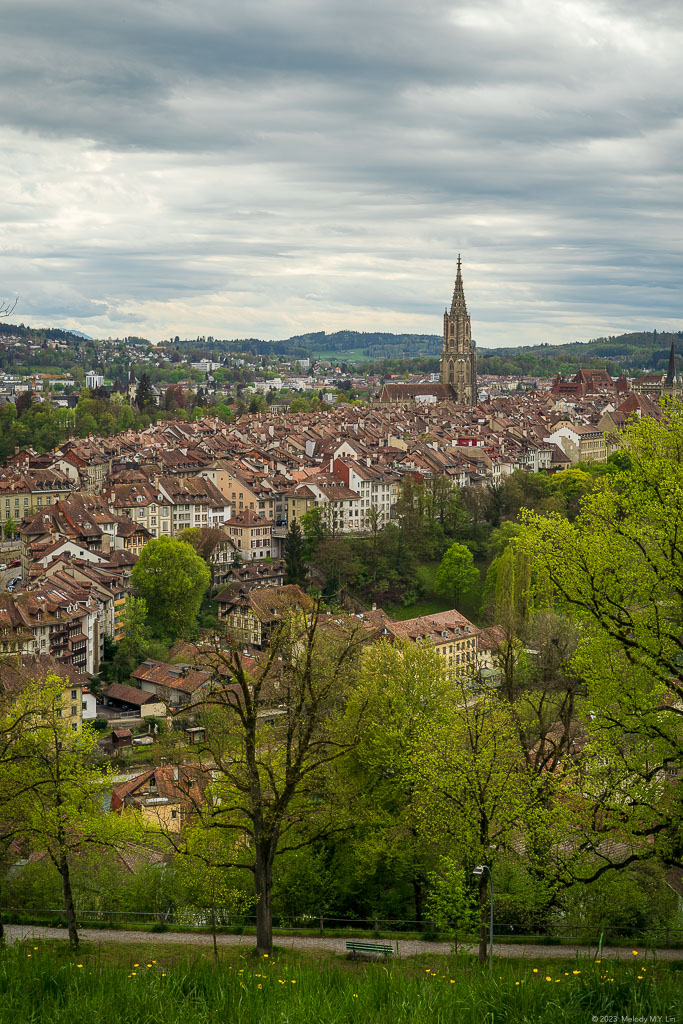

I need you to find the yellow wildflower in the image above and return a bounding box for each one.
[257,984,262,990]
[532,968,538,973]
[545,976,552,982]
[632,950,639,956]
[572,970,580,975]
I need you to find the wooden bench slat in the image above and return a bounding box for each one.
[345,940,393,955]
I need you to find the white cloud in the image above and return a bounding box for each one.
[0,0,681,346]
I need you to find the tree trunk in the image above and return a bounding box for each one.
[477,874,488,965]
[254,853,273,956]
[211,902,218,963]
[412,877,424,925]
[59,851,79,950]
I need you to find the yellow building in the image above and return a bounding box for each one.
[110,765,210,833]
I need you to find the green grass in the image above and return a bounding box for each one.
[0,939,679,1024]
[386,561,484,623]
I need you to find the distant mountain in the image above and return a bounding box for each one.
[65,329,94,340]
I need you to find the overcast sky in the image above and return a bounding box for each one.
[0,0,681,348]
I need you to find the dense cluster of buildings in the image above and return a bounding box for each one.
[2,263,680,737]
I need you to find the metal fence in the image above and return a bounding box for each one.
[6,907,683,946]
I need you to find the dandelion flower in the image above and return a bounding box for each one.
[263,954,269,957]
[291,979,296,984]
[27,955,31,958]
[545,976,552,982]
[257,984,262,990]
[33,947,38,951]
[532,968,538,973]
[147,964,152,968]
[515,981,519,986]
[131,972,137,977]
[76,964,82,969]
[632,950,639,956]
[352,994,358,999]
[637,975,643,980]
[450,980,455,984]
[572,970,580,975]
[133,963,139,967]
[161,973,166,977]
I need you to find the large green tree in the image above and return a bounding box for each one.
[131,536,210,641]
[410,680,561,963]
[524,402,683,880]
[0,675,113,948]
[167,602,366,955]
[434,542,479,606]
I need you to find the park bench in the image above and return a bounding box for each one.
[346,940,394,959]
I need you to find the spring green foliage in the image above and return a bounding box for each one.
[131,536,211,642]
[347,641,456,921]
[109,595,151,680]
[174,826,256,959]
[2,515,17,539]
[0,675,115,947]
[434,543,479,606]
[523,403,683,879]
[175,603,366,954]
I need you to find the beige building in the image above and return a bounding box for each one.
[110,765,209,833]
[225,509,273,560]
[216,584,312,649]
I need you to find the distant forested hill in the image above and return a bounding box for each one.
[183,328,683,376]
[2,319,681,379]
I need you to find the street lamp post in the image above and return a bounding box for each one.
[472,864,493,969]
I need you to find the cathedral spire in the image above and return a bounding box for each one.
[665,340,677,387]
[451,254,468,315]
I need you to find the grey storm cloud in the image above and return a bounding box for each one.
[0,0,681,344]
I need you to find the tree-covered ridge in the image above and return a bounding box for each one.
[3,318,681,376]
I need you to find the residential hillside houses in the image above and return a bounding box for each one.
[0,375,664,681]
[110,764,210,832]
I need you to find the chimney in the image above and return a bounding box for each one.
[173,765,179,782]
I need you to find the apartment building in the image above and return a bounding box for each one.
[225,509,273,560]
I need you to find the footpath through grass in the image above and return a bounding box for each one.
[0,939,680,1024]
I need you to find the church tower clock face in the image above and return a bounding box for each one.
[440,256,477,406]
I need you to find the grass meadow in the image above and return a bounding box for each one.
[0,939,680,1024]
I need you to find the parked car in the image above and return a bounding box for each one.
[8,559,20,568]
[0,564,7,572]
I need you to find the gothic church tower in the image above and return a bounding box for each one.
[440,256,477,405]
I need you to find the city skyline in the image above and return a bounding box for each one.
[0,0,681,347]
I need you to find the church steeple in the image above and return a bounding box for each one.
[440,257,477,406]
[450,254,468,316]
[665,340,677,388]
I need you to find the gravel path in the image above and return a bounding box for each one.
[5,924,683,960]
